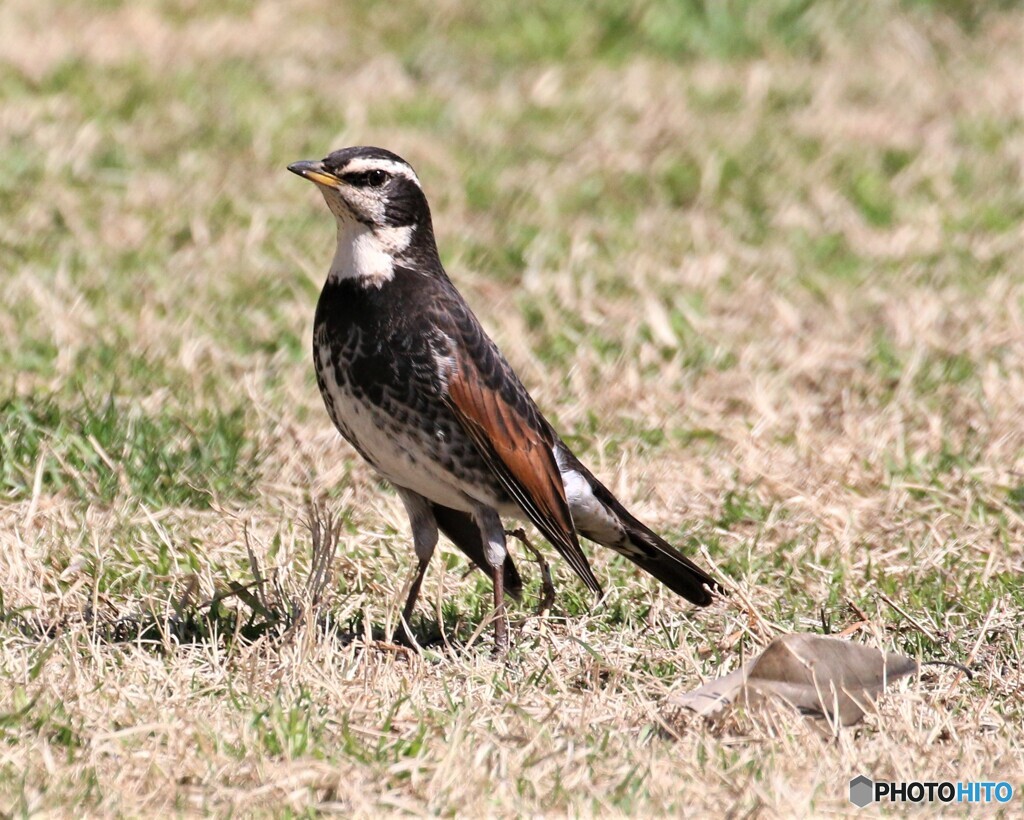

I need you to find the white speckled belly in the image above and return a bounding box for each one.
[314,334,504,513]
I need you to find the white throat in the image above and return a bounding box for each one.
[329,217,413,287]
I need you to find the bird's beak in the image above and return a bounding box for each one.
[287,160,340,188]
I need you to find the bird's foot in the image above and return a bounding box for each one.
[392,619,423,653]
[492,613,509,655]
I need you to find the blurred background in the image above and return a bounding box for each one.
[4,0,1022,508]
[1,0,1022,813]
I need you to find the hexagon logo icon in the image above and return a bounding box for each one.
[849,775,874,808]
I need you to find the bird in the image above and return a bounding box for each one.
[288,146,721,651]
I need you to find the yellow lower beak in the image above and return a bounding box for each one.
[287,160,339,188]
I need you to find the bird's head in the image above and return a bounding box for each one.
[289,146,438,284]
[288,146,430,232]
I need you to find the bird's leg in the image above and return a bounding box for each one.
[394,490,438,648]
[396,558,430,648]
[492,562,507,652]
[507,527,555,615]
[475,507,509,653]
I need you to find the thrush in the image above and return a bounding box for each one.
[289,146,721,650]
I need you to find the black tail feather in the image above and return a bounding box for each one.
[556,448,722,606]
[614,510,720,606]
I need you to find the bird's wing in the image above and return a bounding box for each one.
[437,301,602,595]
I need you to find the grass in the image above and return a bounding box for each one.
[2,0,1024,814]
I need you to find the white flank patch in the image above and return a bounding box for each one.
[329,220,413,286]
[556,448,624,544]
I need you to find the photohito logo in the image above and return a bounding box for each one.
[850,775,1014,807]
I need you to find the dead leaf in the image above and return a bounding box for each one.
[669,633,919,725]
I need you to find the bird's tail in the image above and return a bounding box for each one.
[555,447,721,606]
[600,498,719,605]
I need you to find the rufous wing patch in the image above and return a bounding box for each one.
[444,354,602,594]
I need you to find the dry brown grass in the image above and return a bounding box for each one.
[1,0,1023,815]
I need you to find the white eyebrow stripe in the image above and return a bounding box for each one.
[341,158,421,186]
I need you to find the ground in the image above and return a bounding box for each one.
[1,0,1022,815]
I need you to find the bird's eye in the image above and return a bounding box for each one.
[346,169,389,188]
